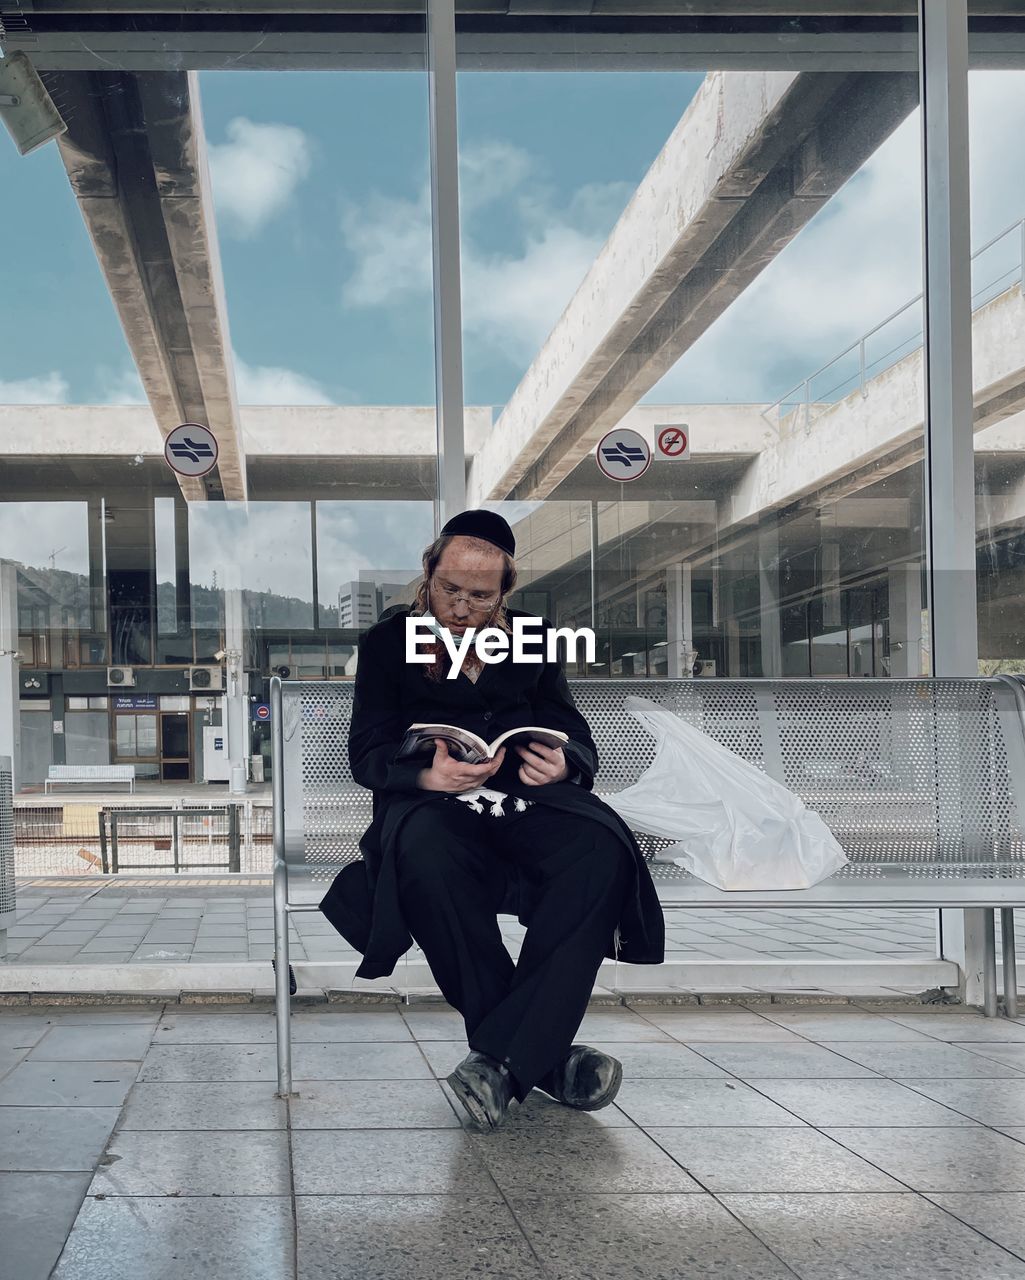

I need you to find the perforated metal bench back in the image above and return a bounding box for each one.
[276,677,1025,884]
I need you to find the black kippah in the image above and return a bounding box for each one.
[440,509,516,557]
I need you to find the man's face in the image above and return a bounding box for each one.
[430,538,506,633]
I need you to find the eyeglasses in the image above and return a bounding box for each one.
[430,577,500,614]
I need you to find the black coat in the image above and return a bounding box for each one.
[319,608,665,979]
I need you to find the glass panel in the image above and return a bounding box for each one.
[135,715,159,756]
[316,501,432,630]
[161,714,190,759]
[154,497,178,637]
[970,60,1025,674]
[457,17,924,679]
[114,715,136,756]
[1,5,432,792]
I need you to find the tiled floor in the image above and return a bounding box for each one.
[7,1000,1025,1278]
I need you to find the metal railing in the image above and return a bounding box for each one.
[764,216,1025,428]
[99,806,241,874]
[13,799,272,877]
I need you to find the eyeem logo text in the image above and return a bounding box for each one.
[406,615,596,679]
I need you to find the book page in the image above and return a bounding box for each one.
[489,726,569,753]
[397,723,491,764]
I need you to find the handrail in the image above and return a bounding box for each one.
[764,215,1025,426]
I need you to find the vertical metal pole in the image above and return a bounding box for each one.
[271,678,294,1095]
[99,807,109,874]
[589,501,599,631]
[427,0,467,528]
[983,909,998,1018]
[1002,908,1018,1018]
[229,803,240,873]
[920,0,975,677]
[111,812,119,874]
[758,522,783,677]
[920,0,983,1007]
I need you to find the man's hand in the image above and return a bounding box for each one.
[417,739,506,793]
[515,741,570,786]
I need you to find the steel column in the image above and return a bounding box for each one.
[427,0,467,527]
[920,0,976,676]
[983,909,999,1018]
[1003,908,1019,1018]
[271,677,295,1096]
[920,0,984,1009]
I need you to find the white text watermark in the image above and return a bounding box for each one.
[405,615,596,679]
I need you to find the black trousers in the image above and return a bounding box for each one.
[394,796,632,1102]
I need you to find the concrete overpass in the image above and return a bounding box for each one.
[2,394,1020,545]
[467,66,919,506]
[51,69,245,502]
[0,404,493,502]
[678,282,1025,569]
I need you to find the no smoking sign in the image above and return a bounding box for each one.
[656,424,690,460]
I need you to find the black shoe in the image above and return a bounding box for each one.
[448,1051,514,1131]
[537,1045,623,1111]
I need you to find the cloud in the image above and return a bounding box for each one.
[459,141,533,214]
[208,117,312,239]
[0,372,69,404]
[969,70,1025,245]
[233,354,335,405]
[339,142,632,367]
[97,365,147,405]
[340,187,433,309]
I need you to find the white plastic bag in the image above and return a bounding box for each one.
[603,696,848,891]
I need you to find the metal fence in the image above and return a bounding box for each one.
[13,799,272,877]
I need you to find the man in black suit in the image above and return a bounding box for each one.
[322,509,664,1131]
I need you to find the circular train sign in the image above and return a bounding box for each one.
[165,423,219,478]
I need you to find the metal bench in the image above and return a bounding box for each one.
[271,675,1025,1092]
[44,764,136,794]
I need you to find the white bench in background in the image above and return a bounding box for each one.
[44,764,136,794]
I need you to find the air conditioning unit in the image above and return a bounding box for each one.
[107,665,136,687]
[189,665,224,692]
[694,658,717,678]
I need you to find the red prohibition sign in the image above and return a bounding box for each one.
[657,426,688,457]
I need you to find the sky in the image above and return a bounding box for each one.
[2,68,1025,597]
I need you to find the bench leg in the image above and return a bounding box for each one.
[984,910,999,1018]
[1002,908,1019,1020]
[273,892,295,1097]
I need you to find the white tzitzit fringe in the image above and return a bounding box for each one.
[453,788,532,817]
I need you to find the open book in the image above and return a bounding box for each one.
[396,723,569,766]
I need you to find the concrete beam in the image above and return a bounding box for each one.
[726,286,1025,530]
[0,405,492,501]
[467,68,919,506]
[51,69,246,501]
[0,404,490,458]
[7,6,1021,74]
